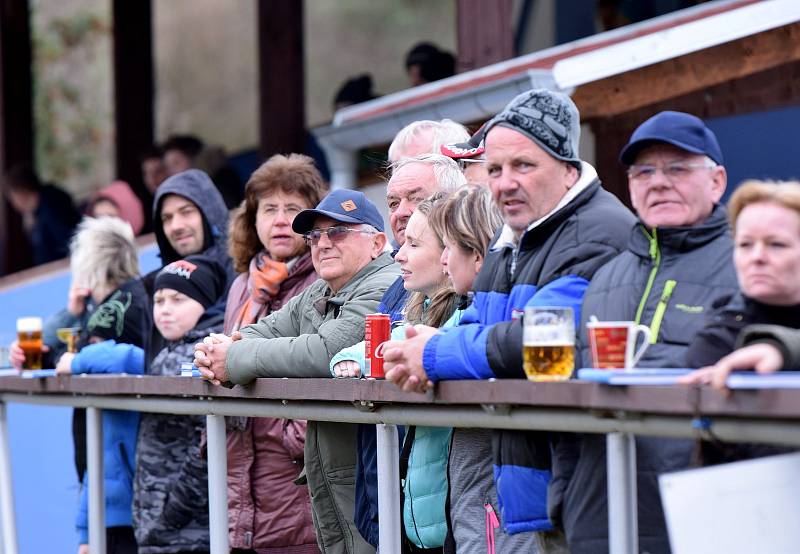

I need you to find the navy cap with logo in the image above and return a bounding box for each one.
[292,189,385,235]
[619,111,724,166]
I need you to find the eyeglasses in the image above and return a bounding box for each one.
[303,225,373,246]
[628,160,717,183]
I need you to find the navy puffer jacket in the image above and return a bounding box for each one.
[423,167,635,535]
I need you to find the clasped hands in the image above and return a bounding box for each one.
[194,330,242,385]
[383,324,438,393]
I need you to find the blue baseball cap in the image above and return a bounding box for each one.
[292,189,385,235]
[619,111,723,166]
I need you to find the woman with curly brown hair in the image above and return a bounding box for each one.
[224,153,327,554]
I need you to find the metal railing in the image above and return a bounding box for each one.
[1,375,799,554]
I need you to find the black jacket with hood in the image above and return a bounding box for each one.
[146,169,235,364]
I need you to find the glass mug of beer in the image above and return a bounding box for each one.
[17,317,43,370]
[522,307,575,381]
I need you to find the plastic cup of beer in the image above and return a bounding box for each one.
[56,327,81,354]
[522,307,575,381]
[16,317,43,370]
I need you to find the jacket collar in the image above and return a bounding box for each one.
[314,252,396,314]
[492,161,599,252]
[629,203,731,258]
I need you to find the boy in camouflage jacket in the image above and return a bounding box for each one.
[133,255,227,554]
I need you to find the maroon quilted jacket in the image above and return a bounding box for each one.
[224,252,320,552]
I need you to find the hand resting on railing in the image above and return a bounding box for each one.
[679,343,784,391]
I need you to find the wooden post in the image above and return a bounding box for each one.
[112,0,154,213]
[456,0,513,72]
[0,0,33,275]
[257,0,305,159]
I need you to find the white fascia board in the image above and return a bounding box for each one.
[553,0,800,89]
[315,69,556,150]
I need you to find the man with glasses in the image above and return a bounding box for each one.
[552,111,739,553]
[195,188,398,554]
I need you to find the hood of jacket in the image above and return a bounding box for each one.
[153,169,230,267]
[629,203,731,258]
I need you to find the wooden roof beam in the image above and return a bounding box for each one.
[573,22,800,120]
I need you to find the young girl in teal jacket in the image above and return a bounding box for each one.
[331,188,483,552]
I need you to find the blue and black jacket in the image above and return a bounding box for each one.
[423,174,635,534]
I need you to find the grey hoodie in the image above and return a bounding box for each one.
[146,169,235,364]
[152,169,232,271]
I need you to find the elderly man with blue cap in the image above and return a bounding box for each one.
[551,111,740,554]
[195,188,398,554]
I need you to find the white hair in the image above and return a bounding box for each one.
[391,153,467,192]
[358,224,393,253]
[69,216,139,295]
[388,119,470,162]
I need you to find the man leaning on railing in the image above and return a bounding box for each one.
[194,189,399,554]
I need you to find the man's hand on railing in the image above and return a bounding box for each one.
[679,342,784,391]
[384,324,437,393]
[194,331,241,385]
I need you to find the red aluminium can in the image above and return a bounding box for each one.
[365,313,391,378]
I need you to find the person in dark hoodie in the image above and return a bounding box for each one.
[3,162,80,266]
[148,169,235,365]
[133,254,228,554]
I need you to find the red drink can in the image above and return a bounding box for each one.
[365,313,391,378]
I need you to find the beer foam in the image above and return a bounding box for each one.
[16,317,42,332]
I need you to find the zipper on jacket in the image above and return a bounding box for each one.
[648,279,677,344]
[634,228,660,325]
[510,244,520,278]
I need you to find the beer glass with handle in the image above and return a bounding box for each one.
[17,317,43,370]
[522,307,575,381]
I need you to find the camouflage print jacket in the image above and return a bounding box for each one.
[132,312,223,553]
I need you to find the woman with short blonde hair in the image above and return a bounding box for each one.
[728,179,800,228]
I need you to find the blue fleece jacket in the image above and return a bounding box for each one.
[71,340,143,543]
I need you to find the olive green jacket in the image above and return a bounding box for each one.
[225,252,398,553]
[226,252,398,382]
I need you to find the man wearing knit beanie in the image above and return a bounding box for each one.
[382,88,636,553]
